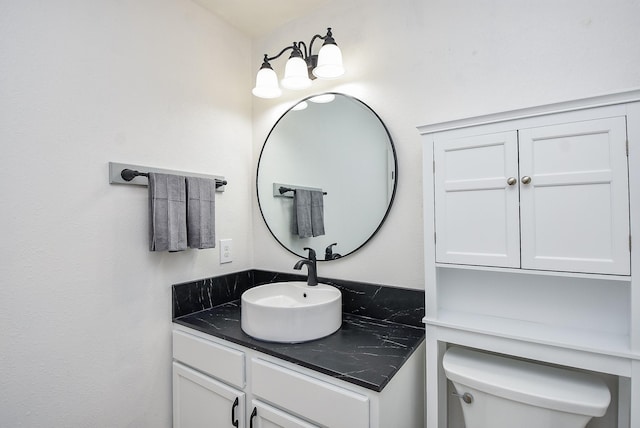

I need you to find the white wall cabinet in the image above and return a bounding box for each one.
[421,92,640,428]
[172,326,425,428]
[434,116,630,275]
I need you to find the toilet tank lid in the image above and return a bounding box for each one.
[442,347,611,417]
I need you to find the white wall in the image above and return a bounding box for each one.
[2,0,640,426]
[0,1,252,426]
[251,0,640,289]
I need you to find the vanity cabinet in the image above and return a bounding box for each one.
[434,114,630,275]
[172,326,425,428]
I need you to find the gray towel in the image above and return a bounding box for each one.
[310,190,325,236]
[293,189,325,238]
[186,177,216,249]
[148,173,187,252]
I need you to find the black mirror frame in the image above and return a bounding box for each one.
[256,92,398,261]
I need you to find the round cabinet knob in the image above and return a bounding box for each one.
[507,177,517,186]
[521,176,532,184]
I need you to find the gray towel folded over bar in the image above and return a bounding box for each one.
[310,190,325,236]
[149,172,187,252]
[293,189,325,238]
[186,177,216,249]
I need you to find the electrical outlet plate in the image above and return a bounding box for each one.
[220,239,232,263]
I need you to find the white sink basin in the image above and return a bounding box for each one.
[241,281,342,343]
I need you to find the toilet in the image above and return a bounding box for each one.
[442,347,611,428]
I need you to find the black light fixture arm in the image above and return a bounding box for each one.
[263,44,297,64]
[296,38,316,59]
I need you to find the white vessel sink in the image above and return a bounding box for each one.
[241,281,342,343]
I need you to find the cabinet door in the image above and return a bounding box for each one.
[249,400,318,428]
[434,131,520,267]
[518,116,630,274]
[173,362,245,428]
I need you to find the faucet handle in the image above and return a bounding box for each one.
[303,247,316,261]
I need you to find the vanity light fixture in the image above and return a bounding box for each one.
[252,28,345,99]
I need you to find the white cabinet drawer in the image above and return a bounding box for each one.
[173,330,245,389]
[251,358,369,428]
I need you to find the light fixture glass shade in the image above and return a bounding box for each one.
[312,44,345,79]
[281,56,312,90]
[309,94,336,104]
[292,101,308,111]
[252,67,282,98]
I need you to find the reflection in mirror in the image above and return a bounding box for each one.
[257,93,397,260]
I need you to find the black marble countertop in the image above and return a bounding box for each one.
[172,270,425,392]
[174,301,425,392]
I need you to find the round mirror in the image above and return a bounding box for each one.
[256,93,397,260]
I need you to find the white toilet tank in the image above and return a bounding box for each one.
[442,347,610,428]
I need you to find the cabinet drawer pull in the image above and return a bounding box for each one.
[249,407,257,428]
[231,396,239,427]
[521,176,532,184]
[507,177,517,186]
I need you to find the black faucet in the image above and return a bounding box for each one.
[324,243,342,260]
[293,247,318,286]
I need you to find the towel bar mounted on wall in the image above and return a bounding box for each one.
[273,182,327,198]
[121,168,227,188]
[109,162,227,192]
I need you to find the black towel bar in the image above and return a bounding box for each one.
[121,168,228,188]
[278,186,327,195]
